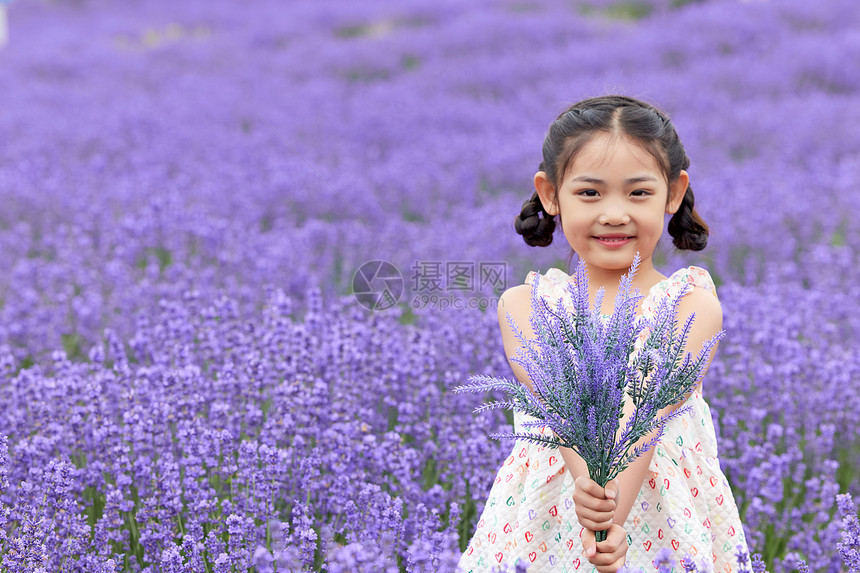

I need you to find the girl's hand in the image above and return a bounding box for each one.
[581,523,628,573]
[573,475,618,531]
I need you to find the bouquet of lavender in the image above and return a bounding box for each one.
[456,254,723,542]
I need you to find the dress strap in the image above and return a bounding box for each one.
[657,266,717,300]
[523,268,572,301]
[524,268,570,287]
[641,266,718,318]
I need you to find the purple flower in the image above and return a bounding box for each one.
[750,553,769,573]
[837,493,860,573]
[655,547,674,573]
[736,543,752,573]
[681,553,699,573]
[290,501,319,567]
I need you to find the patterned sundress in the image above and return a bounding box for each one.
[458,266,748,573]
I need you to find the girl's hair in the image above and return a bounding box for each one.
[514,94,709,251]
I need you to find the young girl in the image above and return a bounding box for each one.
[458,95,748,573]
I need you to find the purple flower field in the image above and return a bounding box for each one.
[0,0,859,571]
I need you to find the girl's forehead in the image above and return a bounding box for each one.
[569,132,663,175]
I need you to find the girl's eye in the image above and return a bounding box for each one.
[577,189,599,197]
[631,189,651,197]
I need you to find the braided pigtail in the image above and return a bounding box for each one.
[667,183,709,251]
[514,189,556,247]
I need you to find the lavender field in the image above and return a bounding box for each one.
[0,0,859,571]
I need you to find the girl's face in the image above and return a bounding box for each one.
[535,132,688,277]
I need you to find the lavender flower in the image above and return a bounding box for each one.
[750,553,769,573]
[655,547,674,573]
[837,493,860,573]
[736,543,752,573]
[680,553,699,573]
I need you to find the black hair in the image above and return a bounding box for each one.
[514,94,709,252]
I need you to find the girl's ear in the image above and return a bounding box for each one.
[534,171,559,216]
[666,169,689,215]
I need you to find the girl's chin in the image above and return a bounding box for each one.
[575,253,643,271]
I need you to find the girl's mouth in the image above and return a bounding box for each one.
[594,235,633,247]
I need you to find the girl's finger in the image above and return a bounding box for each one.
[575,475,610,499]
[590,538,627,565]
[588,524,628,566]
[575,506,614,525]
[595,524,628,552]
[572,491,617,512]
[595,556,626,573]
[580,528,597,559]
[604,478,619,501]
[576,516,613,532]
[590,548,625,567]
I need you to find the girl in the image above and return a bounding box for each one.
[457,95,748,573]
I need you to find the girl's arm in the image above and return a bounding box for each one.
[577,285,723,542]
[496,285,590,480]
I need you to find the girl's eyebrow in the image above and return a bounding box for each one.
[569,175,659,184]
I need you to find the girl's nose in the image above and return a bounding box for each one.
[598,211,631,225]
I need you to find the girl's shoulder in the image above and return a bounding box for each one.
[498,270,558,323]
[642,266,722,326]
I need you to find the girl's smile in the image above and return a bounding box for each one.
[593,234,634,247]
